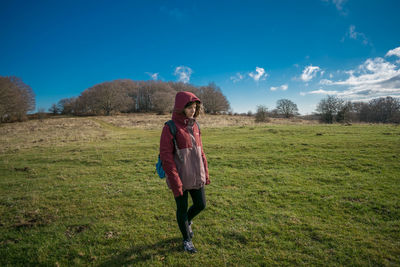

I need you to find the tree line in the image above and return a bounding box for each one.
[1,74,400,124]
[255,99,299,122]
[254,96,400,124]
[316,95,400,124]
[51,79,230,116]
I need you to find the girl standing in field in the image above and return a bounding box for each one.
[159,91,210,253]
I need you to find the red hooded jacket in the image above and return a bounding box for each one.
[160,91,210,197]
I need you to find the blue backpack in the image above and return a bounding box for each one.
[156,120,200,179]
[156,120,177,179]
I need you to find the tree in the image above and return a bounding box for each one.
[255,105,270,122]
[37,107,47,121]
[316,95,344,123]
[346,98,400,123]
[76,80,133,115]
[276,99,299,118]
[368,97,400,123]
[198,82,230,114]
[150,83,175,114]
[54,79,229,116]
[168,81,200,95]
[57,97,76,115]
[135,81,155,112]
[0,76,35,123]
[352,101,368,122]
[48,103,60,115]
[336,101,353,123]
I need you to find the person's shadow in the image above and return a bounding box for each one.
[98,237,183,266]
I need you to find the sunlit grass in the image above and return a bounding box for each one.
[0,116,399,266]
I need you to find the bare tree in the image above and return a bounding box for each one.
[276,99,299,118]
[368,97,400,123]
[351,102,367,122]
[341,98,400,123]
[120,80,140,112]
[152,90,175,114]
[97,82,132,115]
[48,103,59,115]
[37,107,47,121]
[57,97,76,115]
[336,101,354,123]
[168,81,200,95]
[0,76,35,123]
[76,80,133,115]
[74,90,96,115]
[54,79,229,116]
[255,105,270,122]
[199,82,230,114]
[316,95,344,123]
[135,81,156,112]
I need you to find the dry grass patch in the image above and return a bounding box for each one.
[0,114,316,152]
[96,113,257,129]
[95,113,171,129]
[0,117,107,153]
[95,113,316,129]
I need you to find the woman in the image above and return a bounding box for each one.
[160,91,210,253]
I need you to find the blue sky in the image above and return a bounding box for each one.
[1,0,400,114]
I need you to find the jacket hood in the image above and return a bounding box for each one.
[173,91,201,111]
[172,91,201,123]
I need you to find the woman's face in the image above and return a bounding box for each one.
[184,103,197,118]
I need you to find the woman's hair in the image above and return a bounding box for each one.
[183,101,203,118]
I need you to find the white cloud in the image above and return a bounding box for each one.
[249,67,267,82]
[301,65,321,82]
[332,0,347,11]
[347,25,370,46]
[320,79,333,85]
[301,89,340,96]
[386,46,400,57]
[322,0,348,14]
[348,25,357,39]
[174,66,193,83]
[146,72,159,80]
[230,73,244,83]
[303,53,400,101]
[270,84,288,91]
[336,58,398,86]
[160,6,185,21]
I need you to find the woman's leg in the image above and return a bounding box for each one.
[187,187,206,222]
[175,191,191,241]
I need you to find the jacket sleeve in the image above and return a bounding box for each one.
[202,148,210,185]
[160,125,183,196]
[198,127,210,185]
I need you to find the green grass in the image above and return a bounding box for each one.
[1,119,399,266]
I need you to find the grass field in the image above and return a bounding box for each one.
[0,114,399,266]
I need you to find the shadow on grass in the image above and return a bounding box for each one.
[98,237,182,266]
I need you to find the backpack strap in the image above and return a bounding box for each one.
[195,121,201,135]
[165,120,177,137]
[165,120,180,159]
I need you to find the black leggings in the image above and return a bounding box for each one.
[174,187,206,241]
